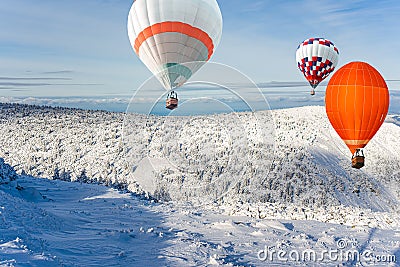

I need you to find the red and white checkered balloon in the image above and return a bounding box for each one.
[296,38,339,94]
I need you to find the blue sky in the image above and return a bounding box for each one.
[0,0,399,112]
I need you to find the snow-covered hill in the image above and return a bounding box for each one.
[0,162,399,266]
[0,103,399,266]
[0,103,399,225]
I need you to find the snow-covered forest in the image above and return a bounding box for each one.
[0,103,399,226]
[1,103,399,266]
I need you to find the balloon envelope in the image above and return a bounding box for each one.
[325,61,389,154]
[296,38,339,90]
[127,0,223,90]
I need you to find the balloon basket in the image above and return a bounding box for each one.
[351,156,364,169]
[166,98,178,110]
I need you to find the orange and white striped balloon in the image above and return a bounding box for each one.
[127,0,223,90]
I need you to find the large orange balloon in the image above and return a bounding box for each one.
[325,61,389,154]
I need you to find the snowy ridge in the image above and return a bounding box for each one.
[0,103,399,227]
[0,103,128,186]
[0,161,399,266]
[0,104,399,266]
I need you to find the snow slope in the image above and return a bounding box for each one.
[0,103,399,211]
[0,103,399,266]
[0,162,399,266]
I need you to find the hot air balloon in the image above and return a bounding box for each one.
[325,62,390,169]
[296,38,339,95]
[127,0,223,110]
